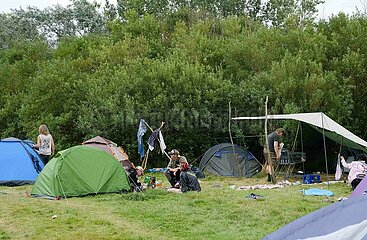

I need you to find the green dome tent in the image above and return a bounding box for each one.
[31,146,130,198]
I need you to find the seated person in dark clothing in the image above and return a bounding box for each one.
[128,166,145,192]
[164,149,187,188]
[179,160,201,193]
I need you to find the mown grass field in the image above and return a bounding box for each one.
[0,173,351,240]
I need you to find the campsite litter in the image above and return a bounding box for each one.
[236,180,296,190]
[337,197,348,201]
[245,193,264,200]
[238,184,284,190]
[321,197,334,203]
[234,179,344,191]
[299,188,334,197]
[166,188,182,193]
[144,176,156,188]
[156,181,163,187]
[147,168,166,173]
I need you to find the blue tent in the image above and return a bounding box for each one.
[0,137,44,186]
[263,195,367,239]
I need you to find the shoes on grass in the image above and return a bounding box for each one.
[246,193,264,199]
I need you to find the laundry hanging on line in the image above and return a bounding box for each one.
[148,130,166,153]
[137,119,147,157]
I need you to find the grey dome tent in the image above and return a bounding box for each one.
[199,143,261,177]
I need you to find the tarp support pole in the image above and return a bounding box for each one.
[321,113,330,189]
[292,123,300,152]
[300,122,305,175]
[337,137,344,181]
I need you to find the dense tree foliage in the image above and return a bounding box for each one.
[0,0,366,166]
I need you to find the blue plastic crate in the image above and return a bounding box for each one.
[302,174,321,184]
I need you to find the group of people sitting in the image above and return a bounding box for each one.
[126,149,201,193]
[164,149,201,193]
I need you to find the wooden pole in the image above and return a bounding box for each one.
[265,96,276,184]
[142,149,150,169]
[228,101,241,177]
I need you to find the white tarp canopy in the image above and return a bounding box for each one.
[232,112,367,152]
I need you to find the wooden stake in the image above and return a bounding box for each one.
[265,96,276,184]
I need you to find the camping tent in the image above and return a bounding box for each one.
[0,137,44,186]
[31,145,130,198]
[82,136,133,169]
[199,143,261,177]
[263,195,367,239]
[351,176,367,198]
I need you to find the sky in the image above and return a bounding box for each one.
[0,0,117,12]
[0,0,366,19]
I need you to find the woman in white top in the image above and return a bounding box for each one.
[36,124,55,165]
[341,153,367,189]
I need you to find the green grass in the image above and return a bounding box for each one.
[0,173,351,240]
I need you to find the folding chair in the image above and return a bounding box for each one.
[276,149,306,180]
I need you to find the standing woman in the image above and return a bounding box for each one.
[36,124,55,165]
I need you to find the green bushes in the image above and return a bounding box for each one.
[0,2,366,166]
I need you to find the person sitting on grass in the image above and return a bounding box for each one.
[164,149,187,188]
[341,153,367,190]
[179,157,201,193]
[128,166,145,192]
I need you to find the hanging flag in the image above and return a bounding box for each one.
[137,119,147,157]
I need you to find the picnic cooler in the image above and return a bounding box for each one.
[302,174,321,184]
